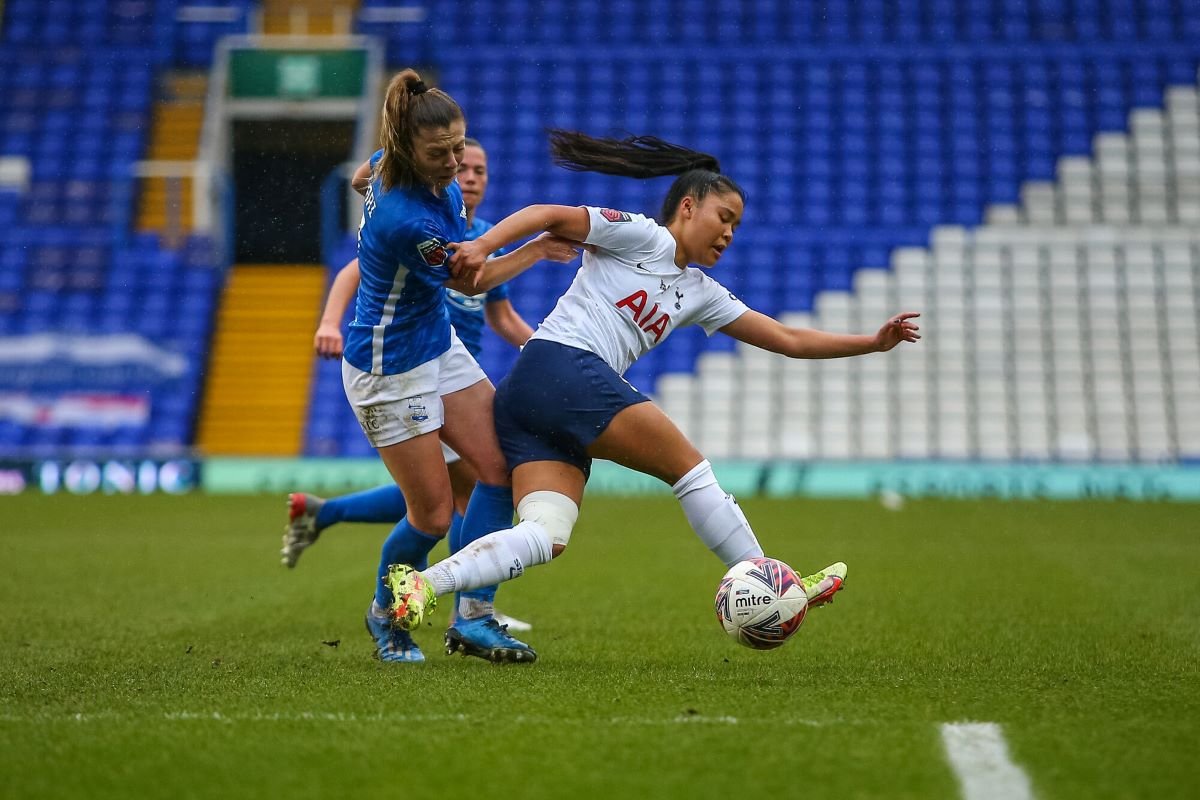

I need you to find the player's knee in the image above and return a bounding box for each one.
[463,448,510,487]
[516,490,579,553]
[475,463,510,487]
[407,502,454,537]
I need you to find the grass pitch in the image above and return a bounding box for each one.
[1,492,1198,799]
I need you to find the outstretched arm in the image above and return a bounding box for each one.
[447,205,591,282]
[720,310,921,358]
[314,259,361,359]
[444,232,584,294]
[484,299,535,348]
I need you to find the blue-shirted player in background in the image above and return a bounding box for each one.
[325,69,582,664]
[282,137,570,634]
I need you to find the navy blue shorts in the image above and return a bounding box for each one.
[494,339,651,479]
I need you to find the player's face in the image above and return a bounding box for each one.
[682,190,743,268]
[411,118,467,192]
[456,145,488,212]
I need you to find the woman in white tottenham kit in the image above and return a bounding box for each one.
[385,130,923,646]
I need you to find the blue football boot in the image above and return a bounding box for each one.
[445,616,538,664]
[365,609,424,663]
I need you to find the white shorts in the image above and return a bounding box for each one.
[440,440,461,464]
[342,334,487,449]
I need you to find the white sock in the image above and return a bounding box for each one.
[672,460,765,567]
[421,520,554,596]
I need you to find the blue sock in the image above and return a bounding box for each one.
[454,483,514,618]
[447,510,465,555]
[317,484,407,530]
[374,518,441,608]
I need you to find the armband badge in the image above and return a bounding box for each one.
[600,208,632,223]
[417,238,448,266]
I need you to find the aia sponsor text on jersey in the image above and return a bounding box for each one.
[615,289,672,342]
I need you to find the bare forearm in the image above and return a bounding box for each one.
[486,302,534,347]
[321,262,360,325]
[351,159,372,196]
[722,309,920,359]
[455,239,548,293]
[472,205,581,254]
[503,319,535,347]
[783,329,878,358]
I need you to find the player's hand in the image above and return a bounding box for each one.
[314,322,344,359]
[447,239,490,285]
[873,312,921,352]
[534,232,590,263]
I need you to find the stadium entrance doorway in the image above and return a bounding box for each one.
[232,119,355,264]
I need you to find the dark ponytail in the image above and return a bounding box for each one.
[547,128,744,223]
[376,68,464,192]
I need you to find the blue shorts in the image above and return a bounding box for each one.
[494,339,651,479]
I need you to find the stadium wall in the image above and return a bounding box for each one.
[3,457,1197,501]
[200,457,1200,501]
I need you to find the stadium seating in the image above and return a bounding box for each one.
[174,2,256,68]
[2,0,1198,463]
[358,0,1200,54]
[294,1,1200,460]
[426,43,1198,391]
[0,1,226,457]
[1,0,254,66]
[302,234,367,457]
[656,82,1200,462]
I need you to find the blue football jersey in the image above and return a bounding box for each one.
[343,153,468,375]
[444,216,511,359]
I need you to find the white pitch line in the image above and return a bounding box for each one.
[0,711,842,727]
[941,722,1035,800]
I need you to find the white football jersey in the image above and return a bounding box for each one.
[531,206,748,376]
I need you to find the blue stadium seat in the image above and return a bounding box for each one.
[247,1,1200,451]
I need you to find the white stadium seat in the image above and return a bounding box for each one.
[647,76,1200,465]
